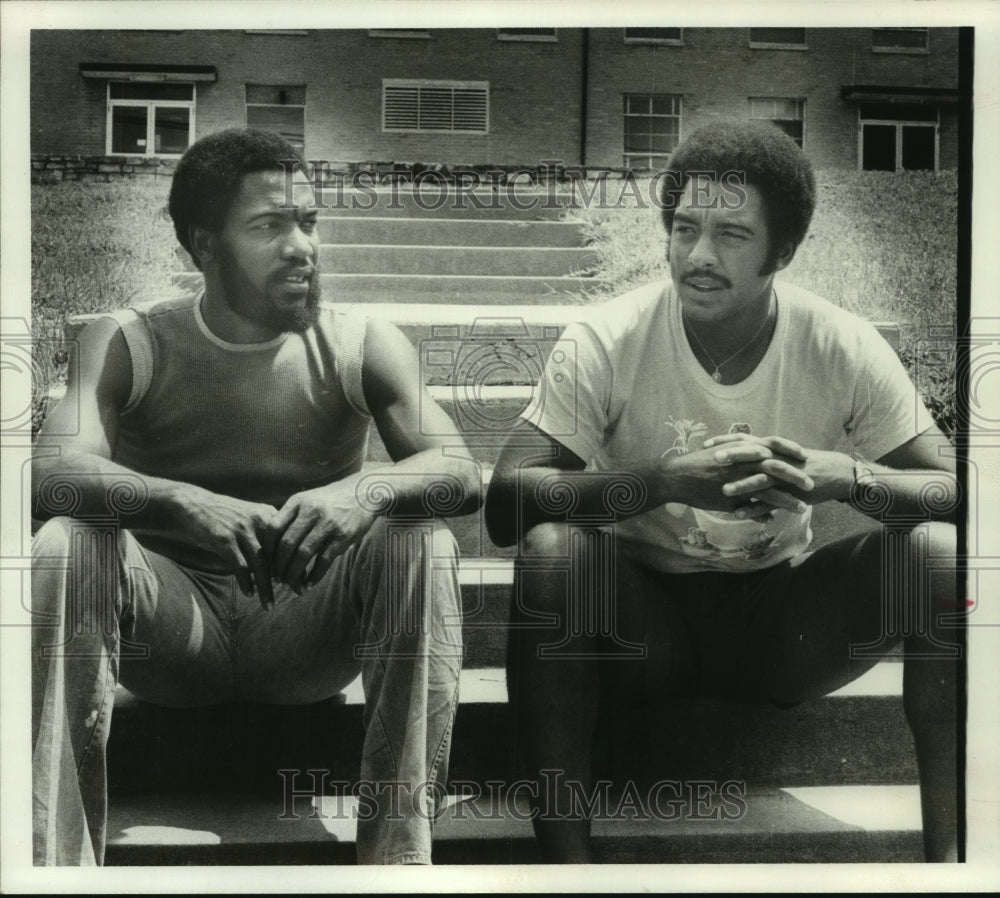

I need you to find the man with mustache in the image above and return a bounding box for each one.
[31,129,481,865]
[486,120,960,862]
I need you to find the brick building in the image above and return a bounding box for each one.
[30,27,963,179]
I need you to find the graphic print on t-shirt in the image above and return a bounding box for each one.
[661,418,782,563]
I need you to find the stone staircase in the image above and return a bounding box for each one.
[63,184,921,864]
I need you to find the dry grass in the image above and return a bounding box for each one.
[31,178,181,433]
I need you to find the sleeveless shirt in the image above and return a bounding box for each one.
[104,293,371,515]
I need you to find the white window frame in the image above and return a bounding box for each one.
[623,93,682,171]
[872,27,930,54]
[105,82,196,157]
[749,97,806,148]
[624,27,683,46]
[748,28,807,50]
[245,85,307,154]
[496,28,557,42]
[382,79,489,135]
[856,108,940,172]
[369,29,431,39]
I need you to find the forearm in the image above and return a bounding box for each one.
[351,449,483,519]
[846,460,959,524]
[32,449,202,531]
[740,446,958,523]
[486,459,673,547]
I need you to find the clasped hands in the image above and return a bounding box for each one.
[661,432,854,520]
[176,480,376,610]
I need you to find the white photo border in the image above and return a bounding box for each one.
[3,1,998,892]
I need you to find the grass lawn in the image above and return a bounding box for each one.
[30,170,958,439]
[31,177,179,434]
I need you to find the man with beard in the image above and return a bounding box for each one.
[486,120,960,863]
[31,129,480,865]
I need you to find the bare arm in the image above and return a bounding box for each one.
[485,422,811,548]
[707,426,959,523]
[33,317,280,605]
[868,428,959,521]
[266,317,483,591]
[359,317,483,515]
[34,317,157,524]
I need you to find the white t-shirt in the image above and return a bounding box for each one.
[525,279,935,574]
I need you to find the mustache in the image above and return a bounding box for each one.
[682,270,732,289]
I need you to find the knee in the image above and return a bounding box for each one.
[514,524,570,610]
[32,516,75,557]
[33,515,130,561]
[925,521,956,559]
[31,516,130,611]
[370,517,457,560]
[388,519,459,608]
[513,523,588,622]
[31,518,76,617]
[517,522,571,559]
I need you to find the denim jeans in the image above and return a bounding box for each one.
[31,515,463,865]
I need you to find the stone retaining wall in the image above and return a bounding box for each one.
[31,154,180,183]
[31,154,636,186]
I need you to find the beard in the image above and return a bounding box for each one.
[276,274,322,333]
[216,248,323,335]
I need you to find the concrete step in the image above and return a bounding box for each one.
[317,217,587,247]
[303,187,576,220]
[318,244,598,277]
[106,659,912,797]
[171,273,606,304]
[104,784,923,864]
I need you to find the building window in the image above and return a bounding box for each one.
[369,29,430,39]
[859,103,938,171]
[624,28,683,45]
[382,80,489,134]
[496,28,557,42]
[246,85,306,153]
[107,82,194,156]
[623,94,681,170]
[749,98,805,147]
[872,27,929,53]
[749,27,807,49]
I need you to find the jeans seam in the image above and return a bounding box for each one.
[425,676,460,802]
[366,630,398,776]
[371,707,399,779]
[75,630,119,772]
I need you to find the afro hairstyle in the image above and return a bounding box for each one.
[658,119,816,273]
[168,128,308,270]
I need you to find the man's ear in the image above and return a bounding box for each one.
[772,240,796,273]
[189,226,216,266]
